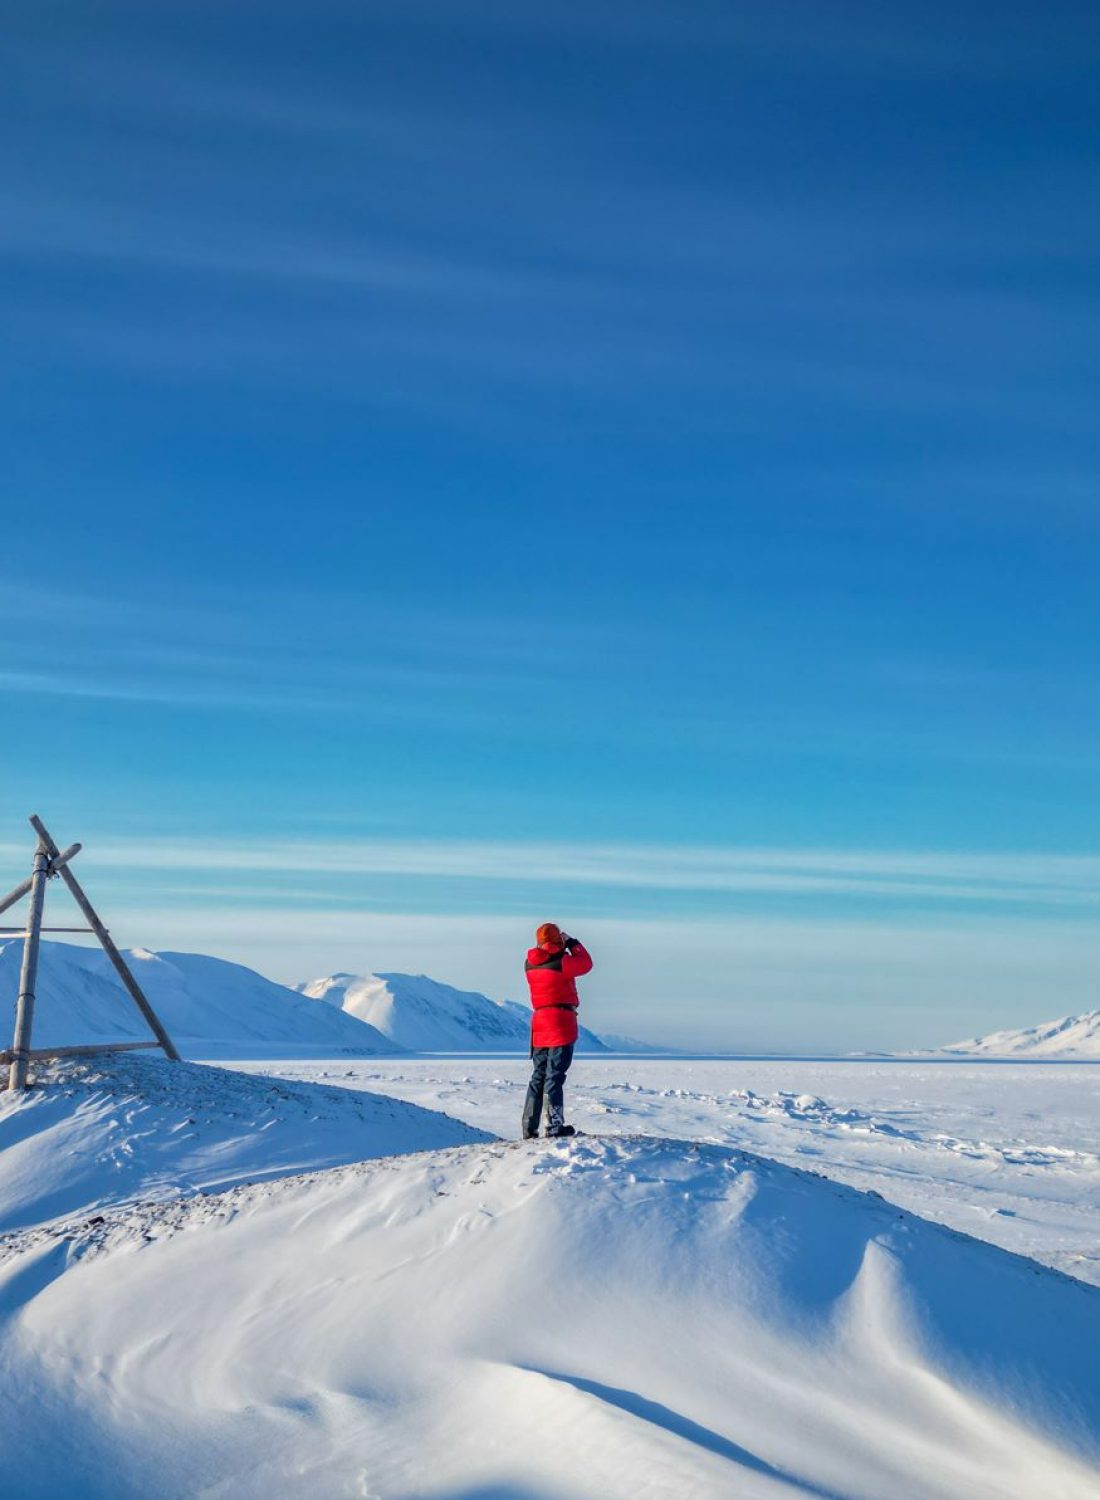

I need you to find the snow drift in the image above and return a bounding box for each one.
[0,941,400,1058]
[1,1134,1098,1499]
[943,1011,1100,1059]
[299,969,610,1051]
[0,1053,491,1233]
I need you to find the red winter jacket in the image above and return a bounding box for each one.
[525,940,594,1049]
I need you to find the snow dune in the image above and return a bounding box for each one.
[0,941,399,1057]
[0,1054,491,1234]
[942,1010,1100,1058]
[300,968,610,1051]
[1,1133,1098,1499]
[262,1055,1100,1289]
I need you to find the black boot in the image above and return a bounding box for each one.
[545,1124,576,1138]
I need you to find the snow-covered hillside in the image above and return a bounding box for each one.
[2,1133,1098,1498]
[942,1010,1100,1058]
[0,1053,491,1233]
[299,969,610,1051]
[0,941,400,1058]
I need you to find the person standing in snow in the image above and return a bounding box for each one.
[521,923,593,1139]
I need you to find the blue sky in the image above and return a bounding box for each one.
[2,2,1099,1049]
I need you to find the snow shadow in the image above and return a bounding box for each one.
[429,1488,554,1500]
[0,1239,71,1322]
[521,1365,849,1500]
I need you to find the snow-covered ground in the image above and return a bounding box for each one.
[3,1131,1099,1500]
[238,1055,1100,1289]
[3,1048,1100,1497]
[0,1054,490,1232]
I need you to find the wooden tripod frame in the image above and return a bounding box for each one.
[0,814,180,1091]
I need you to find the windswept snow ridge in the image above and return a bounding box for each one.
[0,941,400,1057]
[260,1056,1100,1289]
[300,969,611,1051]
[1,1134,1098,1498]
[0,1054,491,1233]
[942,1010,1100,1058]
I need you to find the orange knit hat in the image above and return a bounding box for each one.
[536,922,562,947]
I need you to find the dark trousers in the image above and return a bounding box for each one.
[522,1044,574,1136]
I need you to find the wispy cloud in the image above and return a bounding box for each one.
[0,573,635,725]
[0,188,580,304]
[9,836,1100,912]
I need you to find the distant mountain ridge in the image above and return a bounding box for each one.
[0,942,401,1059]
[941,1010,1100,1058]
[297,971,636,1053]
[0,941,658,1060]
[597,1032,673,1054]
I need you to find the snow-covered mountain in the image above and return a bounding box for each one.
[597,1031,674,1053]
[942,1010,1100,1058]
[0,941,401,1059]
[298,970,610,1052]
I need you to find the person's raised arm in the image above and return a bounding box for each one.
[561,936,593,978]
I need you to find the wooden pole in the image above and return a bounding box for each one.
[0,843,81,919]
[28,815,181,1064]
[8,843,49,1091]
[0,1040,161,1064]
[0,927,95,935]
